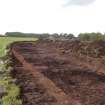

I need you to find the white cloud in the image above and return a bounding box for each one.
[65,0,96,6]
[0,0,105,35]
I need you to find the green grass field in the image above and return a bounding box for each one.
[0,37,37,57]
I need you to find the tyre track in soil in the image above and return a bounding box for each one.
[11,49,80,105]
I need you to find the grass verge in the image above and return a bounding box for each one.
[0,58,22,105]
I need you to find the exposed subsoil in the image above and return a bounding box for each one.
[10,40,105,105]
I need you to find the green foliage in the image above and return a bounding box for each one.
[5,32,50,38]
[2,96,22,105]
[0,70,22,105]
[5,32,36,37]
[0,59,22,105]
[78,32,105,41]
[5,32,76,40]
[59,33,75,39]
[2,84,22,105]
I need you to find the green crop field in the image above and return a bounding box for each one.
[0,37,37,57]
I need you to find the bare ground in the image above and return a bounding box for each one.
[10,40,105,105]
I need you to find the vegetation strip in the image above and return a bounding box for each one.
[0,37,37,105]
[0,49,22,105]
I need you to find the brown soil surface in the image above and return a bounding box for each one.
[10,40,105,105]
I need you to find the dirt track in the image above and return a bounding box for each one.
[10,40,105,105]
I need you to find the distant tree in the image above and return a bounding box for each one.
[59,33,75,39]
[51,33,59,38]
[78,33,90,41]
[78,32,105,41]
[5,32,50,38]
[66,33,75,39]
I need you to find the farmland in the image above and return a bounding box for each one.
[9,40,105,105]
[0,37,37,57]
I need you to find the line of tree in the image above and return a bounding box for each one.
[5,32,49,38]
[4,32,105,41]
[78,32,105,41]
[5,32,75,40]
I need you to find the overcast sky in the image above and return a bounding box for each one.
[0,0,105,35]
